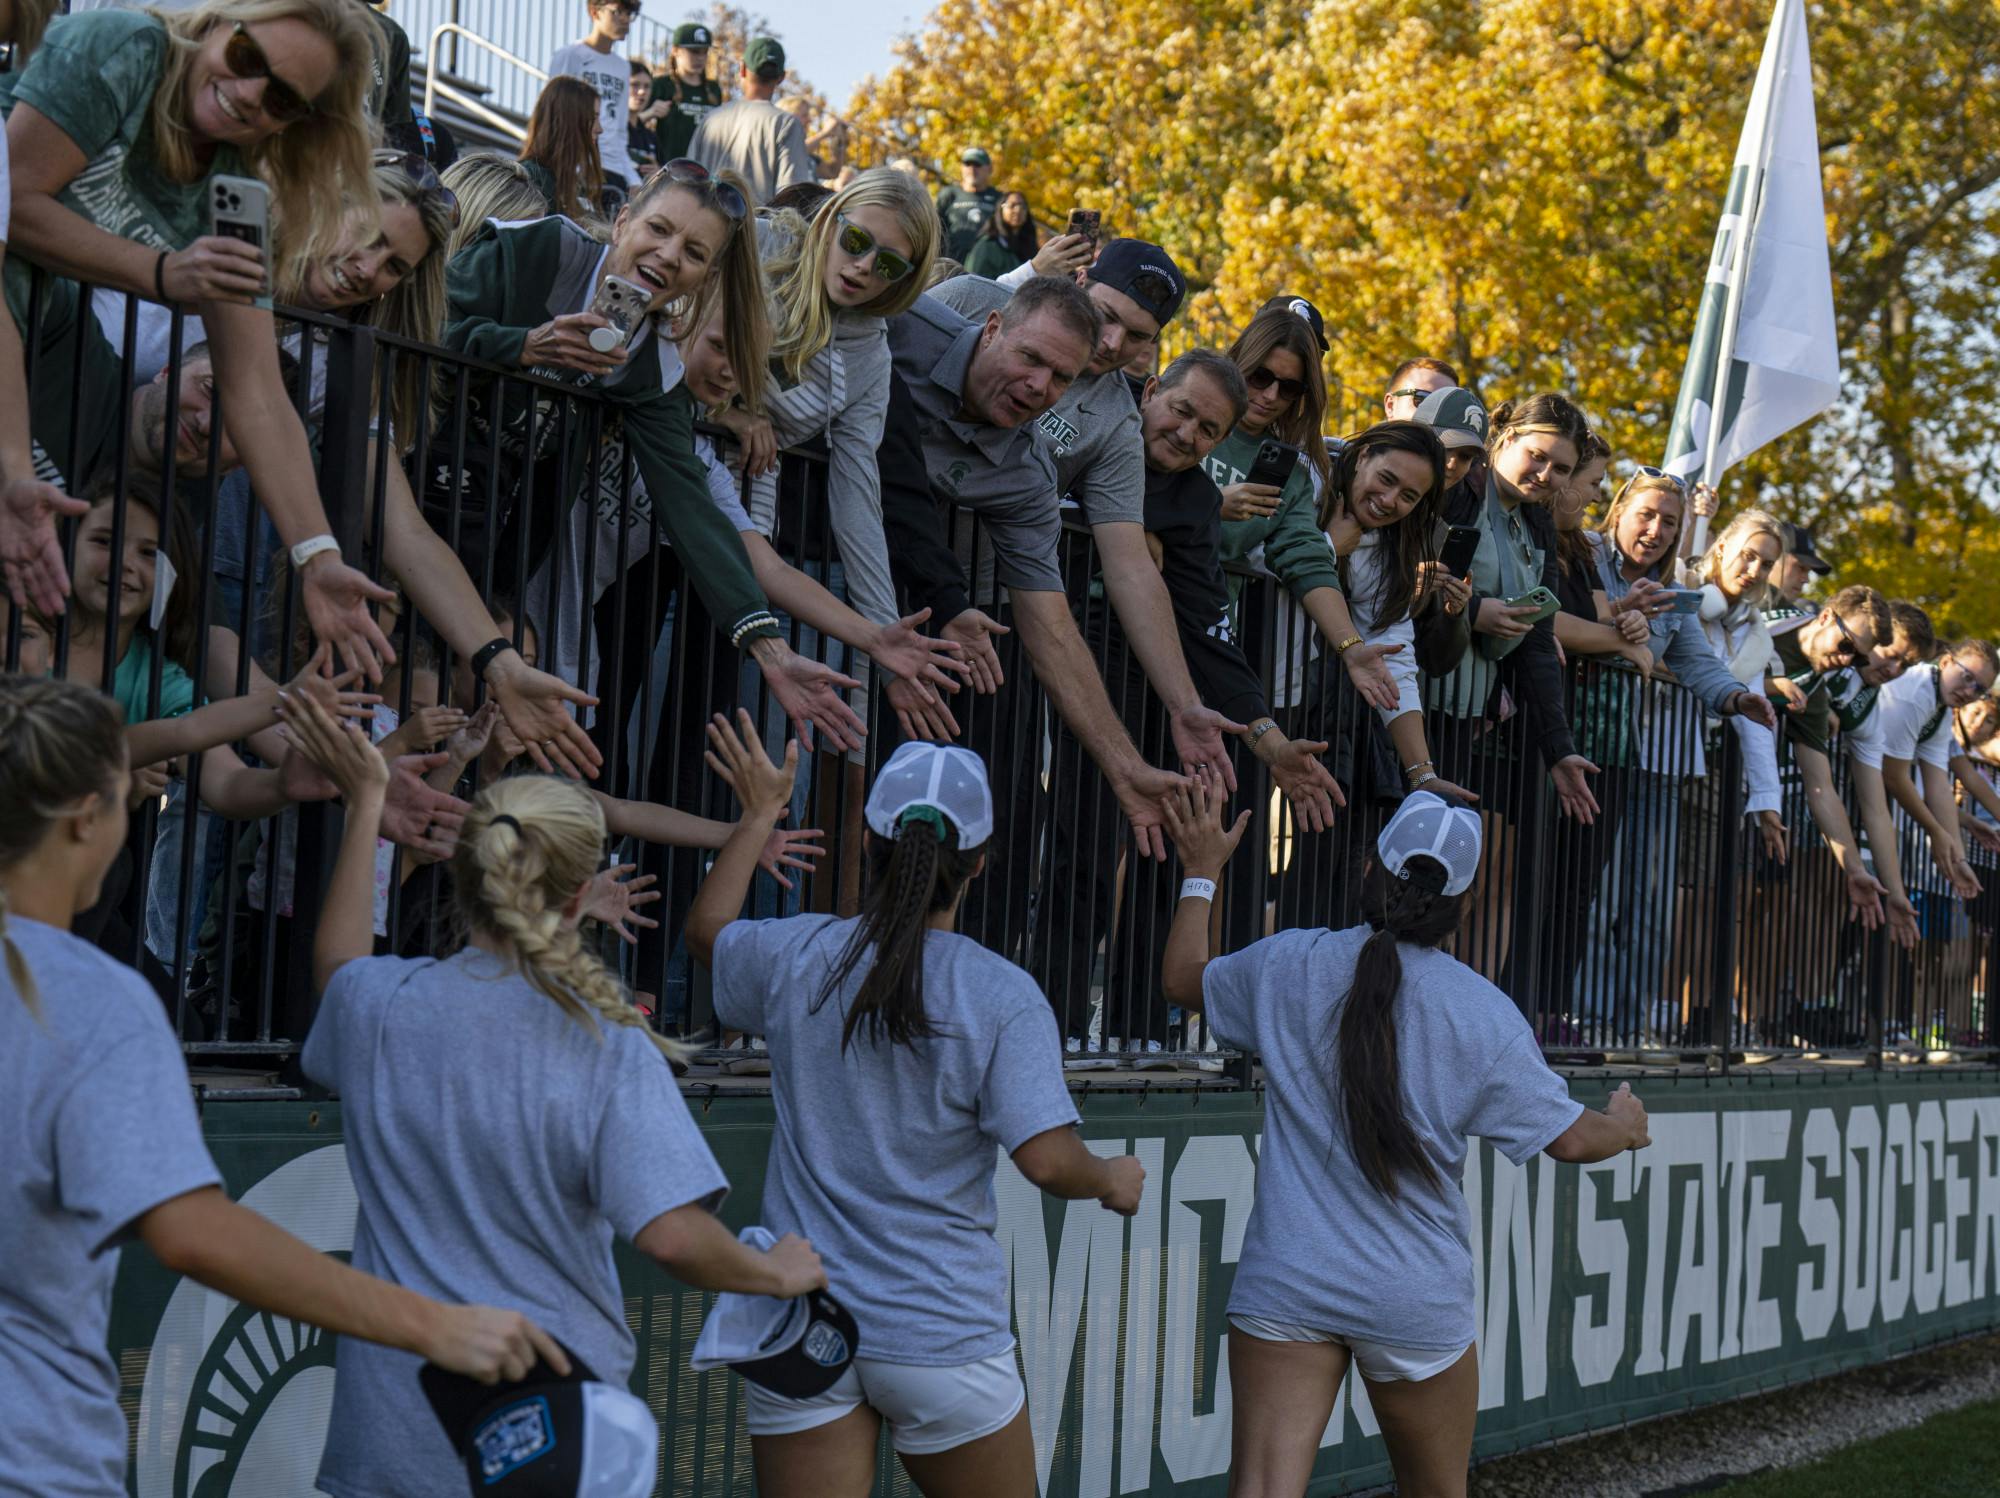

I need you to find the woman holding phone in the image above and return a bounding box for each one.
[0,0,397,676]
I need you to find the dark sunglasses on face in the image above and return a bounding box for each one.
[1827,609,1865,663]
[375,149,460,227]
[833,213,914,285]
[223,22,317,126]
[648,157,748,221]
[1246,366,1306,402]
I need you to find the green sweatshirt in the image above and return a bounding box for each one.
[1204,427,1342,604]
[443,216,778,645]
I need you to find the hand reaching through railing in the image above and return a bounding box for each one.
[1250,725,1342,834]
[298,553,397,683]
[1340,639,1406,715]
[1552,754,1601,824]
[714,407,779,478]
[749,638,866,752]
[1113,762,1193,862]
[758,824,827,892]
[941,607,1009,693]
[484,650,601,780]
[573,864,662,945]
[885,674,959,741]
[868,608,970,699]
[283,645,381,728]
[1757,810,1789,865]
[1171,702,1248,792]
[1885,892,1922,951]
[0,476,89,617]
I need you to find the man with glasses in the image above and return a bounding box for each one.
[1873,636,1998,909]
[1382,356,1459,421]
[1763,584,1909,937]
[549,0,643,192]
[688,36,814,206]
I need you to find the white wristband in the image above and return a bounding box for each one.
[289,534,340,571]
[1179,877,1216,903]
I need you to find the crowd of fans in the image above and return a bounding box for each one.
[2,1,1997,1494]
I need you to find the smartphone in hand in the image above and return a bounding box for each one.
[1245,438,1301,492]
[1438,524,1481,579]
[587,274,653,354]
[209,174,272,297]
[1065,209,1100,246]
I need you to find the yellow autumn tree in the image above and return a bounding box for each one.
[850,0,2000,635]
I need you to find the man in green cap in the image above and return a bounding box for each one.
[688,35,815,204]
[936,146,1000,261]
[640,21,722,163]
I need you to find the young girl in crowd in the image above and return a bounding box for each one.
[965,190,1035,279]
[0,674,564,1496]
[1160,778,1649,1498]
[0,0,396,674]
[286,691,826,1497]
[519,74,608,222]
[686,718,1144,1495]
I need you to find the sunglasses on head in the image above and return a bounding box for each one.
[1246,366,1306,402]
[1631,464,1688,492]
[834,213,915,285]
[648,158,748,221]
[375,149,460,228]
[222,21,317,126]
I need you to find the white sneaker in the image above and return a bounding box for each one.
[721,1035,771,1075]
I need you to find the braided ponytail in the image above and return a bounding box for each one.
[450,775,688,1063]
[0,676,129,1019]
[816,813,983,1052]
[1334,856,1466,1199]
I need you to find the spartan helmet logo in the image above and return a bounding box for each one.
[1465,405,1487,434]
[1287,298,1313,323]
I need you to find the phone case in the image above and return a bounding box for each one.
[1438,527,1482,576]
[1245,440,1299,491]
[1507,586,1561,624]
[209,174,271,296]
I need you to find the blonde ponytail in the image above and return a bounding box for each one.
[450,776,689,1063]
[0,676,130,1020]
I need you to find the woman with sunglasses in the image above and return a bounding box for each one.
[440,160,864,759]
[0,0,400,679]
[717,170,942,720]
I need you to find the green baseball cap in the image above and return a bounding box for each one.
[672,22,712,47]
[960,146,991,166]
[746,36,786,77]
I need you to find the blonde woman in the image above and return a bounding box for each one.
[0,0,397,675]
[286,691,826,1497]
[719,169,938,662]
[0,676,566,1496]
[440,153,550,261]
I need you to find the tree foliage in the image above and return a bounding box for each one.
[849,0,2000,635]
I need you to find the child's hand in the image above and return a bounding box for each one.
[759,824,826,890]
[403,703,470,748]
[129,759,172,809]
[447,701,500,767]
[278,689,390,802]
[574,863,662,943]
[284,642,379,725]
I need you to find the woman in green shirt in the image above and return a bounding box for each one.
[1,0,396,678]
[964,190,1036,279]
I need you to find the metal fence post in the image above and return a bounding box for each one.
[1707,725,1746,1067]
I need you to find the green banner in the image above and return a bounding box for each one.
[112,1071,2000,1496]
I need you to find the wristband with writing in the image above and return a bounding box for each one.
[1179,877,1217,903]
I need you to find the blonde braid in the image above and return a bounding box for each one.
[452,777,690,1063]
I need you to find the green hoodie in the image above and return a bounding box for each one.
[1204,427,1341,604]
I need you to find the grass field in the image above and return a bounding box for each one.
[1708,1396,2000,1496]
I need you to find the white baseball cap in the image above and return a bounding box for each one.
[863,741,994,849]
[689,1227,858,1396]
[1376,790,1482,897]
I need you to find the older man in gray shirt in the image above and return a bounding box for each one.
[930,241,1242,792]
[878,276,1195,862]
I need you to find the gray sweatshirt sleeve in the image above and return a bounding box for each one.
[824,341,899,628]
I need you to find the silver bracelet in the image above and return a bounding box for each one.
[1179,877,1217,903]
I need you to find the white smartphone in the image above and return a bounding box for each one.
[587,273,652,353]
[208,173,272,299]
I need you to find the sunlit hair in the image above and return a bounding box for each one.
[925,256,964,289]
[1597,473,1685,577]
[1887,601,1936,662]
[284,160,453,449]
[70,471,202,673]
[629,170,768,414]
[1950,637,2000,678]
[519,76,604,222]
[451,775,688,1062]
[10,0,60,60]
[760,169,937,384]
[1387,355,1458,393]
[1697,508,1786,606]
[441,155,554,260]
[0,675,127,1020]
[1487,392,1589,457]
[1320,420,1448,627]
[1227,305,1331,489]
[147,0,380,292]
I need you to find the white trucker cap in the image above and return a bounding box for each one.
[1377,790,1482,897]
[863,741,994,849]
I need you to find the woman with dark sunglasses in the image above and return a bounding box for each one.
[0,0,402,680]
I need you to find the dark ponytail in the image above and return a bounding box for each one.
[817,815,983,1052]
[1335,855,1465,1199]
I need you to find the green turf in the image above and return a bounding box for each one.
[1706,1396,2000,1497]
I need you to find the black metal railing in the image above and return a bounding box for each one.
[5,277,1991,1070]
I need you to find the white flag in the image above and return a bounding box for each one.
[1662,0,1839,487]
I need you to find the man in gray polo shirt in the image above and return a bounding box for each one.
[877,276,1186,864]
[930,241,1240,790]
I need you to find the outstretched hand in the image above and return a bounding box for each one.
[0,476,89,617]
[704,708,798,821]
[574,864,661,944]
[1160,774,1253,878]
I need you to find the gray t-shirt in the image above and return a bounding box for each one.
[929,275,1145,527]
[885,294,1067,594]
[688,97,815,206]
[1204,927,1582,1350]
[712,915,1078,1364]
[305,949,728,1498]
[0,916,221,1496]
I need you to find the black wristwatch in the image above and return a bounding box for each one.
[471,636,516,681]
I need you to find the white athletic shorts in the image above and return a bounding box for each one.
[743,1349,1025,1455]
[1228,1314,1470,1383]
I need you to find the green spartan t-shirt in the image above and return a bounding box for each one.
[649,75,721,165]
